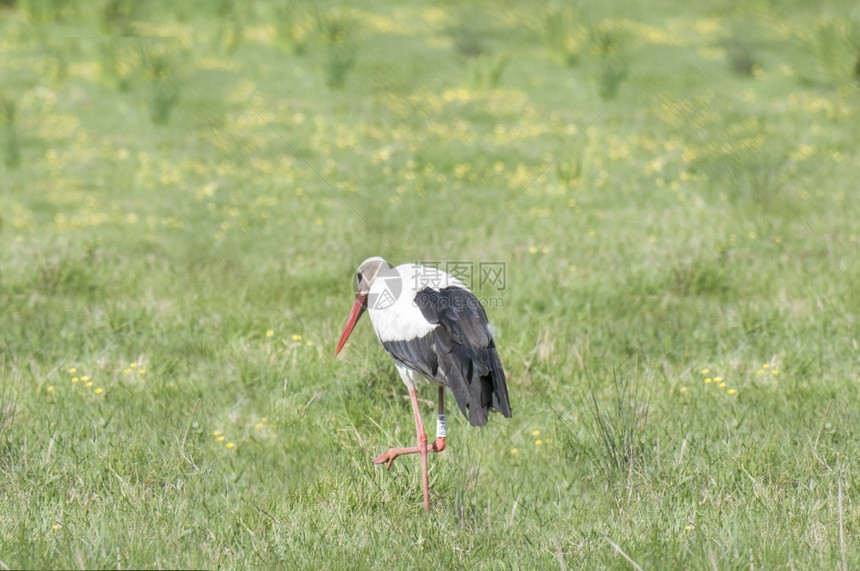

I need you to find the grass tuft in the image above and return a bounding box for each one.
[538,2,585,66]
[317,8,358,89]
[589,21,629,100]
[140,42,184,125]
[560,366,652,484]
[724,35,758,77]
[812,14,860,83]
[0,93,20,168]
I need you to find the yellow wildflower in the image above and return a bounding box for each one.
[226,442,235,449]
[292,334,302,341]
[266,329,274,337]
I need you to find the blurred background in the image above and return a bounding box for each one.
[1,0,859,567]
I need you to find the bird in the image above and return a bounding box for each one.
[334,256,512,511]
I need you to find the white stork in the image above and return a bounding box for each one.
[335,257,512,511]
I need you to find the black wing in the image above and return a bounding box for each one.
[381,287,512,426]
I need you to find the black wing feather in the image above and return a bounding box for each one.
[382,287,511,426]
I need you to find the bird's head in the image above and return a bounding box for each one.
[335,257,392,355]
[354,256,391,296]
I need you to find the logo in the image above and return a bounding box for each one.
[351,261,507,311]
[352,271,402,311]
[415,261,507,291]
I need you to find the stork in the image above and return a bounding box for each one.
[335,257,512,511]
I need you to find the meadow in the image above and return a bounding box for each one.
[1,0,859,568]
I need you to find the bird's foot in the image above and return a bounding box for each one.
[372,438,446,470]
[373,447,416,470]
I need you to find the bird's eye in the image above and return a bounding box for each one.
[357,271,363,282]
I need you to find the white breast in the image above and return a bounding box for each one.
[367,263,467,343]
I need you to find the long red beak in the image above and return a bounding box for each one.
[335,293,368,355]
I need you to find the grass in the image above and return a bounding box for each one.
[1,0,859,568]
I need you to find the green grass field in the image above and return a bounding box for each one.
[2,0,860,568]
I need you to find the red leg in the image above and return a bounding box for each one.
[373,387,447,469]
[408,386,430,511]
[372,386,449,510]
